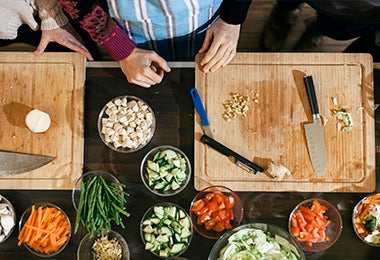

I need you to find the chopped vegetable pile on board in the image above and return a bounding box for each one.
[18,205,70,255]
[74,176,130,237]
[191,190,235,232]
[353,193,380,245]
[290,200,331,247]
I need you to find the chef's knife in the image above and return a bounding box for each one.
[0,150,55,176]
[303,75,328,177]
[201,134,264,173]
[190,88,213,138]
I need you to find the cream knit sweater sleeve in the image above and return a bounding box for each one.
[35,0,68,30]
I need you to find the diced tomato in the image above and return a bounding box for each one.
[192,199,205,213]
[225,195,235,209]
[290,200,332,247]
[193,190,236,233]
[213,222,225,232]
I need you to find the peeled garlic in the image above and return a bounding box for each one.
[25,109,51,133]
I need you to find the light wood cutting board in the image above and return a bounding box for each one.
[0,52,85,189]
[194,53,375,192]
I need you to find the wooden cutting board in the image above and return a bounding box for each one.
[0,52,85,189]
[194,53,375,192]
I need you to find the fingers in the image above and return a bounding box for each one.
[34,38,50,56]
[198,30,212,54]
[59,39,94,61]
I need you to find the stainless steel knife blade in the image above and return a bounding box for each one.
[190,88,213,138]
[303,75,328,177]
[0,150,55,176]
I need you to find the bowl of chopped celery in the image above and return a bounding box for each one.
[77,229,130,260]
[209,223,305,260]
[72,171,130,237]
[353,193,380,247]
[97,95,156,153]
[288,198,342,252]
[140,145,191,197]
[140,202,193,258]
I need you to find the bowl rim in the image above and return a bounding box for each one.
[18,202,71,257]
[97,95,156,153]
[77,229,130,260]
[189,185,244,240]
[0,194,16,243]
[352,193,380,247]
[140,202,193,258]
[288,198,343,252]
[209,222,306,260]
[140,145,192,197]
[72,170,120,211]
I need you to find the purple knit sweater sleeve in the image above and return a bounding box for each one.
[57,1,136,61]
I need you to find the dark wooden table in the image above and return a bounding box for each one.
[0,63,379,259]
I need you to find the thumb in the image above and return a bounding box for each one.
[34,37,50,55]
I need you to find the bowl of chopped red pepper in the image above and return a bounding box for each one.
[189,185,243,239]
[288,198,343,252]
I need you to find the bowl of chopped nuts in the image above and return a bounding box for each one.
[97,95,156,153]
[77,230,130,260]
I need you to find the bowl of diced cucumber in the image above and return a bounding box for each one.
[140,202,193,258]
[140,145,191,197]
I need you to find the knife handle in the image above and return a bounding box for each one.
[200,134,264,173]
[304,75,320,116]
[190,88,210,126]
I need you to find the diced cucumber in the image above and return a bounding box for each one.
[142,204,192,257]
[145,148,189,194]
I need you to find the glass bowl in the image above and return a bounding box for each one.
[140,202,193,258]
[209,222,305,259]
[0,194,16,244]
[72,170,120,211]
[97,95,156,153]
[352,193,380,246]
[288,198,343,252]
[140,145,191,197]
[189,185,243,239]
[18,202,71,257]
[77,230,130,260]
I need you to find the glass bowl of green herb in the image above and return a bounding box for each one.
[72,171,130,237]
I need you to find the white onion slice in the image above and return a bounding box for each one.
[25,109,51,133]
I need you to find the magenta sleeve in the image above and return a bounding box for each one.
[99,25,137,61]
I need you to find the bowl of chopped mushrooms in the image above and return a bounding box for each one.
[77,230,130,260]
[97,95,156,153]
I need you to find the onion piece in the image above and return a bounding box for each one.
[25,109,51,133]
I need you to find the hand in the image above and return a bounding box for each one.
[119,48,171,88]
[34,23,93,60]
[198,19,241,73]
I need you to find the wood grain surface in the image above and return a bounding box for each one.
[0,52,85,189]
[194,53,375,192]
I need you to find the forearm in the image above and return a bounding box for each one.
[219,0,252,25]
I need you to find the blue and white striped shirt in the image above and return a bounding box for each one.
[106,0,222,44]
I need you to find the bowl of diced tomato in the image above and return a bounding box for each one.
[190,185,243,239]
[288,198,343,252]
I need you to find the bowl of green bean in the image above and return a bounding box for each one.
[72,171,130,237]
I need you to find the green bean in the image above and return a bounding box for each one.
[74,175,130,237]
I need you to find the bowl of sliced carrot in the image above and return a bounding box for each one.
[353,193,380,246]
[18,202,71,257]
[190,185,243,239]
[288,198,342,252]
